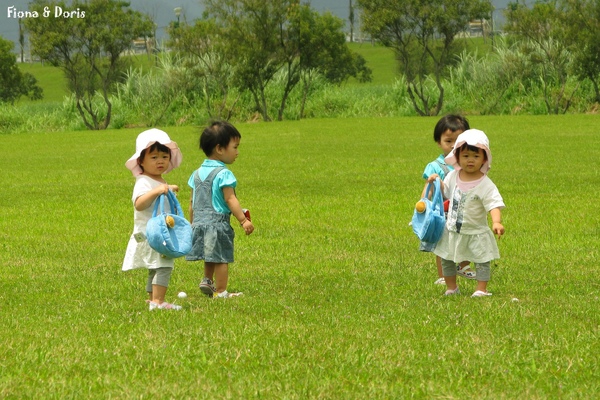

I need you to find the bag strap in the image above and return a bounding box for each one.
[151,192,165,218]
[424,178,444,216]
[166,189,184,216]
[151,190,181,217]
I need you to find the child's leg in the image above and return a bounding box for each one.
[151,267,173,303]
[147,270,157,300]
[204,261,217,281]
[441,258,458,290]
[474,262,491,292]
[213,263,229,293]
[436,256,443,278]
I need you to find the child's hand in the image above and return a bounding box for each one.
[241,219,254,235]
[156,184,169,195]
[493,222,505,238]
[426,174,440,183]
[168,184,179,193]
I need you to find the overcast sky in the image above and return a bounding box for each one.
[1,0,512,55]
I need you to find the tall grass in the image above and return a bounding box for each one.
[6,40,599,134]
[2,115,599,398]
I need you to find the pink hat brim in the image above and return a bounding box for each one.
[125,129,182,176]
[445,129,492,173]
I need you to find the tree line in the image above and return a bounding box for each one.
[1,0,599,130]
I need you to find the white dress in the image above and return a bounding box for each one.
[433,170,505,264]
[122,175,174,271]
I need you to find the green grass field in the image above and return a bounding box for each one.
[2,115,599,398]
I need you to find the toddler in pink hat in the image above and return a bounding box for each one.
[122,129,184,310]
[425,129,506,298]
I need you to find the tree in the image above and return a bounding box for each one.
[505,0,578,114]
[198,0,371,121]
[169,18,242,121]
[201,0,292,121]
[561,0,600,103]
[357,0,492,116]
[0,37,42,104]
[25,0,153,130]
[294,5,371,118]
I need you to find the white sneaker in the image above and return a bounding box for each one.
[199,278,216,297]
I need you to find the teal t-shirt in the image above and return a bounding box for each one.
[422,154,454,180]
[188,159,237,214]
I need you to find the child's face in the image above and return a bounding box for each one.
[437,129,462,156]
[458,147,486,175]
[139,148,171,178]
[215,137,240,164]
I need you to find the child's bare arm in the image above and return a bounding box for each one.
[134,184,169,211]
[188,198,194,223]
[223,186,254,235]
[490,208,504,238]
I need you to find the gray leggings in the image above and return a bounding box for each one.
[146,267,173,292]
[441,258,491,282]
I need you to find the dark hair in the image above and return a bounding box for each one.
[433,114,470,143]
[454,143,487,161]
[200,120,242,156]
[137,142,171,171]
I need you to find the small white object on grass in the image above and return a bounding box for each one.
[177,292,187,299]
[511,298,519,302]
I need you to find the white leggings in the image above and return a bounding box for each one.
[441,259,491,282]
[145,267,172,292]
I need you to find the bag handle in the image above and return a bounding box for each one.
[151,190,182,217]
[424,178,444,216]
[166,189,184,216]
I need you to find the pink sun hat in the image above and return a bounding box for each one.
[125,129,182,176]
[445,129,492,173]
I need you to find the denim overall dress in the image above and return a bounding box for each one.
[185,167,235,263]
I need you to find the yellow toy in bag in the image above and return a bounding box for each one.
[146,190,192,258]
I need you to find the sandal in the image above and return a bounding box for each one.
[471,290,492,298]
[457,265,476,280]
[214,290,243,299]
[149,301,182,311]
[434,277,446,285]
[444,287,460,296]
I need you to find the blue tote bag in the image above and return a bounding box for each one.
[146,190,192,258]
[411,178,445,243]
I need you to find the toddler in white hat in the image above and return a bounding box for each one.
[426,129,506,298]
[122,129,184,310]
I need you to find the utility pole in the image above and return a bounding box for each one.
[18,18,24,63]
[349,0,354,42]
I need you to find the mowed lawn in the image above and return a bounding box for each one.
[1,115,599,398]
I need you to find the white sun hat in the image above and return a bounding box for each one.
[445,129,492,173]
[125,128,182,176]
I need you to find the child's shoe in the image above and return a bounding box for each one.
[199,278,216,297]
[471,290,492,298]
[149,301,182,311]
[457,265,476,280]
[434,277,446,285]
[444,287,460,296]
[214,290,243,299]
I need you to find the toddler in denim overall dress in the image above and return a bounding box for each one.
[187,166,235,264]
